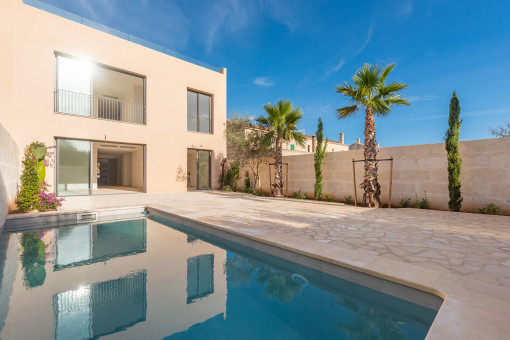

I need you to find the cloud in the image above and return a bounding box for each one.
[318,23,374,82]
[407,94,439,103]
[253,76,274,86]
[262,0,299,31]
[353,23,374,57]
[398,1,414,17]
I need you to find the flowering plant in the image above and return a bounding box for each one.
[37,181,64,211]
[221,185,233,192]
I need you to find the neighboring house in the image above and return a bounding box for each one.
[226,121,363,158]
[0,0,227,200]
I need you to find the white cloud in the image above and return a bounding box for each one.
[253,76,274,87]
[354,23,374,57]
[407,94,439,102]
[399,1,414,17]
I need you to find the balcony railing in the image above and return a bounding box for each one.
[54,89,145,124]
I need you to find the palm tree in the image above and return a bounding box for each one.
[336,64,409,208]
[255,99,306,197]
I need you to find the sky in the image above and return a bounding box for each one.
[41,0,510,147]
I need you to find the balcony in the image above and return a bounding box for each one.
[55,53,146,125]
[54,89,145,124]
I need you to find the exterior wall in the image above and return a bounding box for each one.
[2,0,227,203]
[0,0,18,229]
[240,138,510,214]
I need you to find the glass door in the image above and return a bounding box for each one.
[57,139,91,196]
[197,150,211,190]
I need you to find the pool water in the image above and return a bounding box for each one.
[0,216,439,339]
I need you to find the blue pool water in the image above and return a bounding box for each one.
[0,216,440,339]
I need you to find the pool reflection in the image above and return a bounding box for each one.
[53,270,147,340]
[54,219,147,270]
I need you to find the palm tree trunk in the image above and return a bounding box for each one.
[273,137,283,197]
[361,106,381,208]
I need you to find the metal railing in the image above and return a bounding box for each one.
[54,89,145,125]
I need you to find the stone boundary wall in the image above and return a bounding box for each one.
[236,138,510,214]
[0,124,20,230]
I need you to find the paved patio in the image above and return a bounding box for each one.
[49,191,510,338]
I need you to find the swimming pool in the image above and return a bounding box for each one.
[0,214,440,339]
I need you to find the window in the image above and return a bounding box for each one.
[186,254,214,303]
[55,53,146,124]
[187,90,211,133]
[290,144,295,150]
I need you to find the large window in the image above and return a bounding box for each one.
[186,254,214,303]
[187,90,211,133]
[55,53,146,124]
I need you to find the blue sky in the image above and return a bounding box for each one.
[41,0,510,146]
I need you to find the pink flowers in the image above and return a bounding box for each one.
[38,181,64,211]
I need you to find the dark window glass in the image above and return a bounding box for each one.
[187,90,211,133]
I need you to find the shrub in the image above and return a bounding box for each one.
[414,192,430,209]
[477,203,502,215]
[292,189,306,199]
[344,195,353,204]
[243,187,255,194]
[37,182,64,212]
[17,147,40,212]
[219,158,227,188]
[255,189,263,196]
[221,185,233,192]
[225,160,241,191]
[244,170,251,192]
[399,197,411,208]
[326,194,333,202]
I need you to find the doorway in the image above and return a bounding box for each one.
[55,138,145,196]
[93,142,145,194]
[187,149,211,190]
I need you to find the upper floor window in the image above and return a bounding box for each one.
[55,53,146,124]
[187,90,211,133]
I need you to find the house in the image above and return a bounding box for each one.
[0,0,227,203]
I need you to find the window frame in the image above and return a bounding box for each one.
[187,89,213,134]
[54,51,147,125]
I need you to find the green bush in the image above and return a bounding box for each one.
[292,189,306,199]
[325,194,333,202]
[414,192,430,209]
[244,170,251,191]
[17,147,40,212]
[477,203,502,215]
[399,197,411,208]
[344,195,353,204]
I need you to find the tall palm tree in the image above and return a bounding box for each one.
[336,64,409,208]
[255,99,306,197]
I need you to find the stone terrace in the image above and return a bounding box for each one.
[38,191,510,339]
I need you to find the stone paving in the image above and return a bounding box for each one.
[36,191,510,339]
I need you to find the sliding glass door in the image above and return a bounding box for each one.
[197,150,211,190]
[57,139,91,196]
[187,149,210,190]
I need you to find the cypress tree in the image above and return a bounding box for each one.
[314,118,328,200]
[445,91,463,211]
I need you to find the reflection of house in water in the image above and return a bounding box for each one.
[53,270,147,339]
[54,219,147,270]
[0,219,227,339]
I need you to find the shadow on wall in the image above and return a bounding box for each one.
[0,123,19,230]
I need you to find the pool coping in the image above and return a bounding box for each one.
[4,204,510,339]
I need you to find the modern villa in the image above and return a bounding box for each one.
[1,0,227,202]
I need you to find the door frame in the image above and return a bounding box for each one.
[55,137,147,196]
[188,148,211,190]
